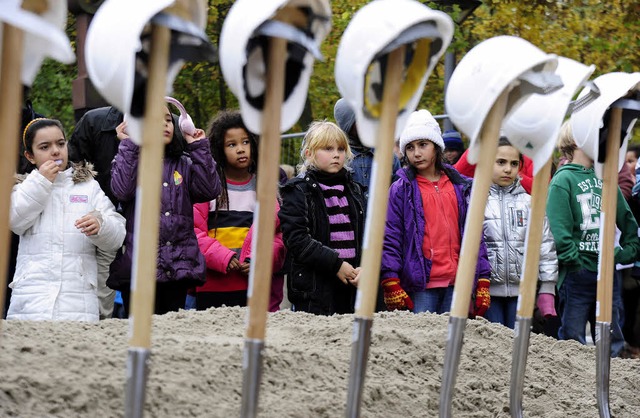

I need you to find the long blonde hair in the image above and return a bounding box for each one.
[298,121,353,174]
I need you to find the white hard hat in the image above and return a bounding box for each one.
[445,36,560,165]
[335,0,453,148]
[571,72,640,178]
[0,0,75,86]
[220,0,332,134]
[86,0,214,144]
[502,57,595,175]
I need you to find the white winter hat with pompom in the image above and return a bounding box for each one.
[399,109,444,155]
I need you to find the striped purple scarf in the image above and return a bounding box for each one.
[318,182,356,262]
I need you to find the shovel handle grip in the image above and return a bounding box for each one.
[596,107,622,323]
[0,25,25,329]
[450,90,509,319]
[355,46,406,318]
[245,36,287,340]
[129,24,171,349]
[516,159,552,317]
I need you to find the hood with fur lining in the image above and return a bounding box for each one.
[15,161,97,185]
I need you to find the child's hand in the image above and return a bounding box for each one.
[184,128,205,144]
[337,261,357,285]
[115,121,129,141]
[39,160,61,182]
[348,267,362,287]
[239,259,250,276]
[75,213,101,236]
[227,256,241,272]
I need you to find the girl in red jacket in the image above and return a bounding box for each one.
[194,110,286,310]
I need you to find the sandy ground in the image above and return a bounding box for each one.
[1,307,639,417]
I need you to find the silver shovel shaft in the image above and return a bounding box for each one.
[510,316,532,418]
[345,317,373,418]
[125,348,151,418]
[439,316,466,418]
[241,339,264,418]
[596,321,611,418]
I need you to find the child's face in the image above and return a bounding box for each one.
[223,127,251,171]
[310,140,346,173]
[625,150,637,174]
[25,126,68,169]
[492,145,521,187]
[405,139,437,175]
[163,107,174,144]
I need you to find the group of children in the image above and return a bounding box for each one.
[7,98,639,357]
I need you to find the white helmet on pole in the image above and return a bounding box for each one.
[86,0,215,144]
[502,57,595,175]
[220,0,332,134]
[335,0,453,147]
[445,36,561,164]
[0,0,75,86]
[571,72,640,178]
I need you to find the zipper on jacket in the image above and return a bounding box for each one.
[499,190,510,293]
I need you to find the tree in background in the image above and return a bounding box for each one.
[30,0,640,155]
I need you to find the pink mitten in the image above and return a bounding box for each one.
[536,293,557,318]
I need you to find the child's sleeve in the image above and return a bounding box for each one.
[271,216,287,274]
[538,214,558,295]
[615,187,640,265]
[186,139,222,204]
[238,217,286,273]
[278,183,342,275]
[474,234,492,281]
[381,183,405,280]
[10,171,53,235]
[193,202,236,273]
[88,181,126,252]
[546,181,580,269]
[110,140,139,202]
[453,149,476,178]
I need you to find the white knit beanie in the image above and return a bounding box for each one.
[399,109,444,155]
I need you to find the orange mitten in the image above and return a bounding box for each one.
[474,278,491,317]
[381,278,414,311]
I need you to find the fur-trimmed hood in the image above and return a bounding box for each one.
[15,161,97,185]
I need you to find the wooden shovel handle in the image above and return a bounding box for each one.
[596,107,622,323]
[449,90,509,319]
[245,36,287,340]
[0,24,25,328]
[355,46,405,318]
[129,24,171,349]
[516,159,552,317]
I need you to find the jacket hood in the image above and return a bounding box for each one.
[556,162,594,174]
[15,161,97,185]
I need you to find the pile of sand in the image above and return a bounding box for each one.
[1,307,639,417]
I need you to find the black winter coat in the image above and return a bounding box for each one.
[278,170,366,315]
[68,106,123,205]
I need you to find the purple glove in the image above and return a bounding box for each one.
[536,293,557,318]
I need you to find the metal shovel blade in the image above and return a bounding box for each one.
[596,321,612,418]
[510,316,532,418]
[439,316,466,418]
[345,317,373,418]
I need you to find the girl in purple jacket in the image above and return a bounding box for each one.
[107,105,221,315]
[380,109,491,315]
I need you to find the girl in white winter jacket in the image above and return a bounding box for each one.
[7,118,126,322]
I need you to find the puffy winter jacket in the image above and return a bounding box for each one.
[278,169,366,315]
[381,165,491,293]
[8,163,126,321]
[107,138,221,290]
[483,180,557,297]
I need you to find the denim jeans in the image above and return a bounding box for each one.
[485,296,518,328]
[558,268,625,357]
[411,286,454,314]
